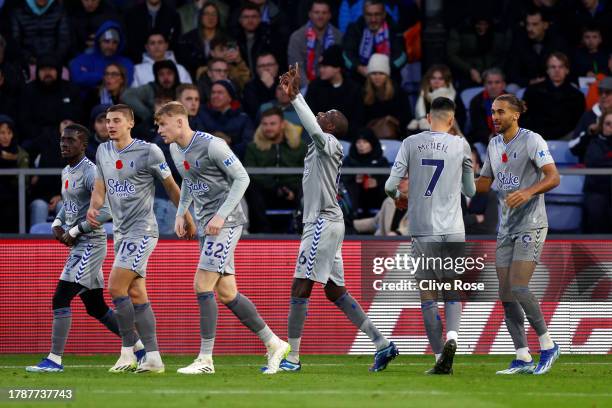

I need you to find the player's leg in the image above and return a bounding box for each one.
[129,278,164,373]
[282,277,314,370]
[26,280,82,372]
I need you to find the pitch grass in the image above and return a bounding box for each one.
[1,354,611,408]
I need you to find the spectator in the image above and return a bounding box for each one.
[583,54,612,109]
[85,104,111,161]
[195,57,235,105]
[69,21,134,90]
[338,0,410,34]
[197,36,252,92]
[342,0,406,80]
[287,0,342,84]
[175,83,205,129]
[124,0,182,63]
[121,59,182,123]
[133,31,192,87]
[0,115,29,232]
[446,14,511,87]
[178,0,229,35]
[67,0,120,54]
[11,0,70,66]
[570,76,612,159]
[507,9,567,86]
[177,2,225,76]
[353,176,408,236]
[18,55,83,147]
[462,147,498,235]
[242,0,289,41]
[235,4,281,74]
[244,107,306,232]
[0,34,25,120]
[362,53,410,139]
[573,0,612,48]
[521,52,585,139]
[196,80,254,158]
[242,52,279,120]
[258,83,302,128]
[342,128,389,217]
[408,64,466,134]
[572,26,609,78]
[84,62,127,116]
[305,44,364,139]
[582,109,612,233]
[468,67,507,145]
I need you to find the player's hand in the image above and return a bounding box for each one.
[184,212,196,239]
[505,189,533,208]
[205,214,225,236]
[49,195,61,211]
[175,215,187,238]
[394,194,408,210]
[52,226,66,242]
[86,207,101,228]
[61,231,77,247]
[279,64,300,100]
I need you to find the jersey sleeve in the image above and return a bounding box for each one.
[208,138,250,219]
[462,139,473,174]
[95,148,105,181]
[148,144,172,180]
[85,166,96,192]
[384,139,410,198]
[291,93,335,154]
[528,132,555,168]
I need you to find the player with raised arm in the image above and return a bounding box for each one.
[87,104,195,374]
[385,97,475,375]
[155,101,290,375]
[476,94,561,375]
[26,124,145,372]
[276,64,398,373]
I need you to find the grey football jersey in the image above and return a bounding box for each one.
[481,128,554,235]
[59,156,108,238]
[171,132,248,236]
[95,139,171,237]
[389,131,472,236]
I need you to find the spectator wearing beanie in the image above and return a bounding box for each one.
[196,80,254,158]
[69,21,134,90]
[305,44,364,139]
[362,53,410,139]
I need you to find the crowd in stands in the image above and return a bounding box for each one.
[0,0,611,234]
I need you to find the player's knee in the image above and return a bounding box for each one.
[217,291,236,305]
[324,283,346,303]
[291,278,314,298]
[510,285,531,301]
[52,291,71,310]
[80,290,110,319]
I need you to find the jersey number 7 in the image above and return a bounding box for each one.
[421,159,444,197]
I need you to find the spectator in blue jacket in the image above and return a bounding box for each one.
[69,20,134,90]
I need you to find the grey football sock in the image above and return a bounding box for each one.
[502,301,528,349]
[197,291,217,355]
[51,307,72,356]
[225,293,266,334]
[287,297,309,362]
[444,301,462,335]
[511,286,548,336]
[421,300,444,354]
[112,296,138,347]
[134,302,159,352]
[99,308,120,336]
[334,293,389,350]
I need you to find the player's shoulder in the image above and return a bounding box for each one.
[519,128,545,144]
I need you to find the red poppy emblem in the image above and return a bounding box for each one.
[184,160,190,170]
[65,180,69,190]
[116,160,123,169]
[502,153,508,163]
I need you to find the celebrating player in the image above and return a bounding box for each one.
[385,97,475,375]
[87,104,195,374]
[476,94,561,375]
[155,101,290,375]
[276,64,398,373]
[26,124,145,372]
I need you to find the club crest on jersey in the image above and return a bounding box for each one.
[223,154,237,167]
[521,233,532,248]
[107,179,136,197]
[497,172,520,190]
[64,200,79,214]
[130,161,135,168]
[185,178,209,195]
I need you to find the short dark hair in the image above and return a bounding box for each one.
[582,25,602,35]
[106,104,135,121]
[311,0,331,10]
[364,0,385,9]
[63,123,91,143]
[147,29,168,43]
[175,84,199,99]
[526,8,547,21]
[210,36,228,49]
[261,106,284,120]
[482,67,506,82]
[547,51,570,69]
[430,97,456,114]
[494,93,527,114]
[240,3,261,15]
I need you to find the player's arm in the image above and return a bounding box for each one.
[461,140,476,198]
[174,178,194,238]
[385,141,409,209]
[86,177,107,228]
[161,175,195,238]
[52,205,67,243]
[207,139,250,236]
[475,146,494,193]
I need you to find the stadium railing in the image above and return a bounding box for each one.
[1,167,612,234]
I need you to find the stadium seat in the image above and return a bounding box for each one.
[460,87,483,109]
[515,88,526,99]
[474,142,488,163]
[103,223,113,235]
[29,222,52,234]
[545,175,584,232]
[547,140,578,165]
[380,140,402,164]
[340,140,351,157]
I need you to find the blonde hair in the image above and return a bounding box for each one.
[420,64,452,94]
[363,74,394,106]
[154,101,189,122]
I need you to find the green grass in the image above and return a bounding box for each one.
[0,355,611,408]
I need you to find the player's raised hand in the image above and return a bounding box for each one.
[86,207,101,228]
[280,63,300,100]
[205,214,225,236]
[505,189,533,208]
[175,214,187,238]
